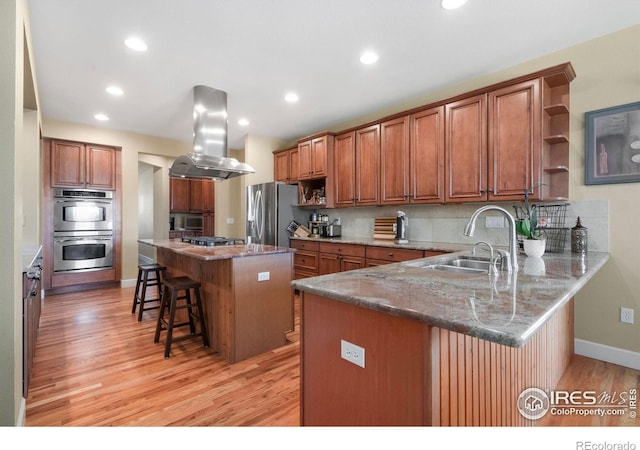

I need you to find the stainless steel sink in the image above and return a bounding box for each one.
[407,255,497,275]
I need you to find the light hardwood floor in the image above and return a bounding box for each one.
[25,285,639,427]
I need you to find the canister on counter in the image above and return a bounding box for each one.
[571,217,588,253]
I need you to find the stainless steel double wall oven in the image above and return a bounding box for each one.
[53,188,114,272]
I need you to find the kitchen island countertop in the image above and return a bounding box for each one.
[292,250,609,348]
[138,238,295,260]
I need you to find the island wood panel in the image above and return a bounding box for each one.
[437,298,574,426]
[301,292,432,426]
[156,248,294,363]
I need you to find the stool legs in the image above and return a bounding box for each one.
[132,265,166,321]
[155,277,209,359]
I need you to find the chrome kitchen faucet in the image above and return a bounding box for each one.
[464,205,519,273]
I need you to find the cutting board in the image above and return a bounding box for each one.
[373,217,396,240]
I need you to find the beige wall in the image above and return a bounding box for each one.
[328,25,640,354]
[1,0,42,426]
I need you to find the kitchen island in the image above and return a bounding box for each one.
[139,239,295,363]
[292,249,609,426]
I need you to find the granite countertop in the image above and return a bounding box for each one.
[290,235,472,252]
[292,250,609,347]
[138,239,295,261]
[22,244,43,272]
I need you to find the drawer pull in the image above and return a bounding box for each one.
[389,253,394,257]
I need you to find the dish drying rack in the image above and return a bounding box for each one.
[513,202,569,253]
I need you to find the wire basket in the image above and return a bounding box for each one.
[513,202,569,253]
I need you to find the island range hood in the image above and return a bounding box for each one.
[169,85,255,180]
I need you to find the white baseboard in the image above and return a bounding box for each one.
[575,338,640,370]
[17,397,25,426]
[121,278,137,288]
[138,254,154,265]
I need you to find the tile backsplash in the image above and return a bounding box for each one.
[318,199,608,252]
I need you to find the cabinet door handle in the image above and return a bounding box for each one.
[389,253,394,257]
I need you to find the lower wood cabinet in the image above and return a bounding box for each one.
[291,240,320,279]
[318,242,366,275]
[292,239,450,278]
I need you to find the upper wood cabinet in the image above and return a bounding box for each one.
[409,106,445,204]
[170,178,215,213]
[298,134,332,180]
[355,124,380,206]
[445,94,488,203]
[273,146,299,184]
[488,79,541,201]
[282,63,574,206]
[170,178,191,213]
[201,179,216,212]
[50,139,117,190]
[333,131,356,207]
[380,116,410,205]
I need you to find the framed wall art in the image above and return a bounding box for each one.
[585,101,640,185]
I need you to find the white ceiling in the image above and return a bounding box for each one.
[27,0,640,150]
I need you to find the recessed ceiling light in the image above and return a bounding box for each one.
[360,51,379,65]
[238,118,250,126]
[106,85,124,96]
[441,0,467,10]
[124,36,147,52]
[284,92,299,103]
[94,113,109,121]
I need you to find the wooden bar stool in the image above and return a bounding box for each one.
[132,264,167,321]
[154,276,209,358]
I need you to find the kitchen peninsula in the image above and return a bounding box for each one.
[292,249,609,426]
[139,239,295,363]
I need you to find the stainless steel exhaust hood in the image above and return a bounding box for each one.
[169,85,255,180]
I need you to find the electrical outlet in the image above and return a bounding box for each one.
[620,307,634,324]
[341,339,365,368]
[486,216,504,228]
[226,217,235,225]
[258,271,270,281]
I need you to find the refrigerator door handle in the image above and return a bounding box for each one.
[255,190,264,241]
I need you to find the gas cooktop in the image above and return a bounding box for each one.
[182,236,245,247]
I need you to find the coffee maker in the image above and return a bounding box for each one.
[395,211,408,244]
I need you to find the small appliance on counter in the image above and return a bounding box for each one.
[395,211,408,244]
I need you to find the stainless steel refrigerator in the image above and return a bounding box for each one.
[246,182,305,247]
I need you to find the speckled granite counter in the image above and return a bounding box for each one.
[138,238,295,260]
[292,249,609,348]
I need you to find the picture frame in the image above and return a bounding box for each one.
[584,101,640,185]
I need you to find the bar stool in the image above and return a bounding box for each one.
[154,276,209,358]
[131,264,167,321]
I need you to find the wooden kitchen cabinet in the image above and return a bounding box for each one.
[380,116,410,205]
[318,242,366,275]
[291,240,320,279]
[333,131,356,207]
[445,93,488,203]
[50,139,117,190]
[170,178,191,213]
[409,106,445,204]
[273,146,299,184]
[298,133,333,180]
[355,124,380,206]
[170,178,215,213]
[487,79,541,201]
[203,213,215,236]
